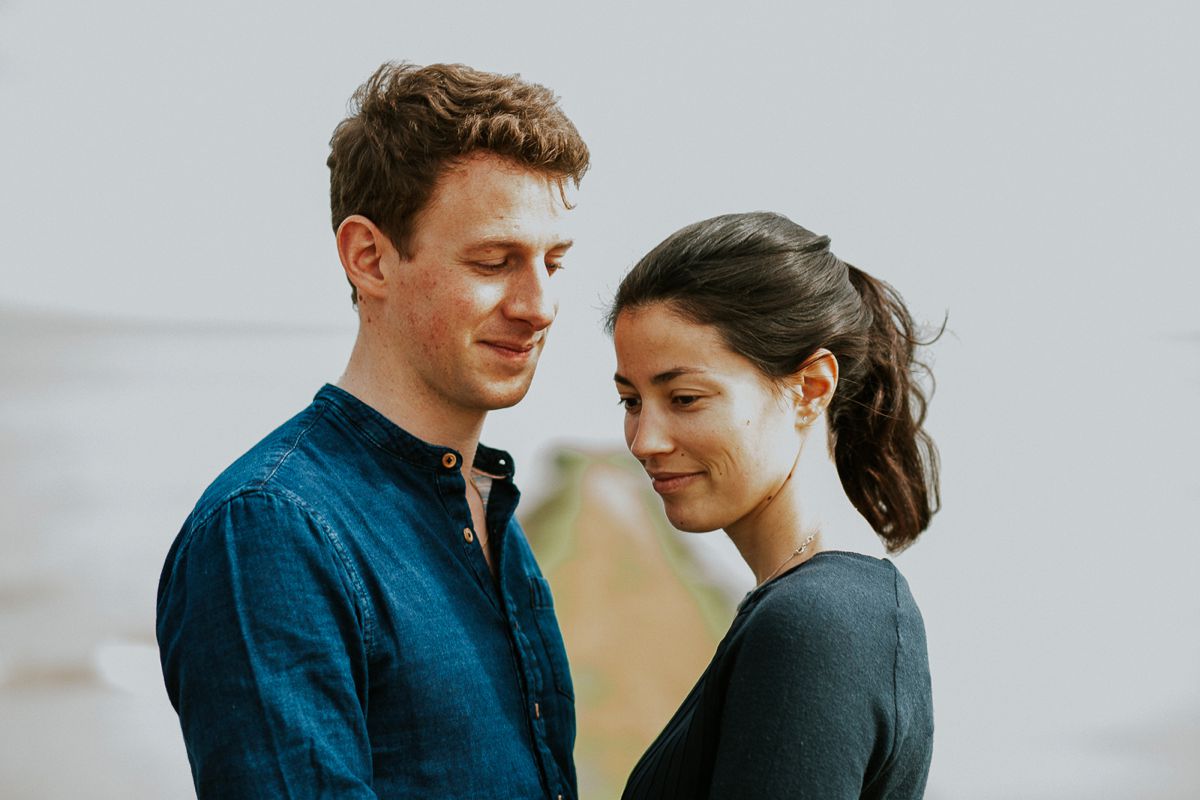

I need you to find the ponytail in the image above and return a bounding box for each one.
[833,266,941,552]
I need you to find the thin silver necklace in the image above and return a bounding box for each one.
[757,533,818,587]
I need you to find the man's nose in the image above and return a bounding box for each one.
[504,261,557,331]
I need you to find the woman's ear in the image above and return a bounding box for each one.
[790,348,839,425]
[336,215,392,304]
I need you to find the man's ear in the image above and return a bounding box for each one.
[788,348,839,425]
[336,215,392,303]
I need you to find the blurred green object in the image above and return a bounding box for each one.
[523,449,739,800]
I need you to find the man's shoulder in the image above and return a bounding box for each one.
[187,399,335,530]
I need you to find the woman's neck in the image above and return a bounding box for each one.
[725,419,885,585]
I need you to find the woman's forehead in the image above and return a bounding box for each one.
[613,305,751,383]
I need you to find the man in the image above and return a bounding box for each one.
[156,62,589,799]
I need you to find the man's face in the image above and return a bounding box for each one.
[380,152,573,418]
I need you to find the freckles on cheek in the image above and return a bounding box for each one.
[429,318,454,353]
[404,309,454,356]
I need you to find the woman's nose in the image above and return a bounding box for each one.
[628,410,673,461]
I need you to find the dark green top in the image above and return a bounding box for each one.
[622,551,933,799]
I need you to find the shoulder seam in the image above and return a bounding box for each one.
[263,485,378,659]
[184,403,330,534]
[262,401,329,485]
[890,562,902,761]
[176,482,378,659]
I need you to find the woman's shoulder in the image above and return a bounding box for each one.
[739,551,921,653]
[755,550,905,606]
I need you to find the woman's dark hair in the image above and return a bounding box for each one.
[606,211,940,552]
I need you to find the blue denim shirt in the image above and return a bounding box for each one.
[157,385,576,799]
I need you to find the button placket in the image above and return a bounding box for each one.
[436,454,499,615]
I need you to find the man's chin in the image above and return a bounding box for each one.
[475,377,536,411]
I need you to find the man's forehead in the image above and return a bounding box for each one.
[405,161,576,256]
[435,151,564,197]
[428,159,564,210]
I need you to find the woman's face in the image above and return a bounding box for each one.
[613,303,803,533]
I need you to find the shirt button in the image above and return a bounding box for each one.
[463,528,474,543]
[442,452,458,469]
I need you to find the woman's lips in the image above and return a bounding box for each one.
[648,471,703,495]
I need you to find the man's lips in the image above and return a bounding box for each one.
[646,470,704,495]
[481,339,539,359]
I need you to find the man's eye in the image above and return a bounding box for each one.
[476,260,506,270]
[674,395,699,407]
[546,261,565,273]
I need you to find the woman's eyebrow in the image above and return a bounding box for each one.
[614,367,707,387]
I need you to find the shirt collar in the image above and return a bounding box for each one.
[314,383,516,479]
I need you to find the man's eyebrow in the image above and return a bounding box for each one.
[613,367,706,387]
[463,238,574,252]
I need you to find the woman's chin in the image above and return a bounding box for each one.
[663,507,723,534]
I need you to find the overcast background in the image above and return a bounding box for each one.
[2,1,1198,798]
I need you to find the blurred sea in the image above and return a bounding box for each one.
[1,306,1198,799]
[0,308,358,798]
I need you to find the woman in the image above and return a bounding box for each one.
[610,212,938,799]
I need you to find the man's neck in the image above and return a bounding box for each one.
[337,335,486,470]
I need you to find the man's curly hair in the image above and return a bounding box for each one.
[327,62,590,304]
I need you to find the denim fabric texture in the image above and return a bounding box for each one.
[156,384,576,799]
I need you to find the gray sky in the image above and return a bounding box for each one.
[6,0,1196,467]
[2,2,1198,797]
[5,1,1196,326]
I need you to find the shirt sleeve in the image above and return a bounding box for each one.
[708,592,896,799]
[157,490,377,799]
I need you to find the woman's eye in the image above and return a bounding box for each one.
[546,261,564,274]
[477,260,506,270]
[618,396,641,412]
